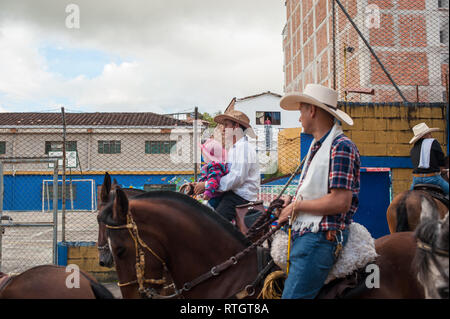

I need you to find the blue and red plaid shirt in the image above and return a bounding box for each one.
[292,130,360,240]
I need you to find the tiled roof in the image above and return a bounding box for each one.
[0,112,192,127]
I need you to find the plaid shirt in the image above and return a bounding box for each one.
[292,131,360,240]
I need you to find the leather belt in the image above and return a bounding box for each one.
[413,172,440,177]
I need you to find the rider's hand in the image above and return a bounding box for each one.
[277,202,296,225]
[194,182,206,195]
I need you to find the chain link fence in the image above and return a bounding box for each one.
[0,109,307,273]
[285,0,449,103]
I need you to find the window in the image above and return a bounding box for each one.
[145,141,176,154]
[98,141,121,154]
[438,0,449,9]
[144,184,176,192]
[45,141,77,154]
[0,141,5,154]
[255,112,281,125]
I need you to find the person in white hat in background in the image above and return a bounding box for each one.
[276,84,361,299]
[194,110,260,222]
[409,123,448,196]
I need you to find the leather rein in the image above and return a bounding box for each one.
[105,213,285,299]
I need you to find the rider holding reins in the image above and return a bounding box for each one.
[277,84,361,299]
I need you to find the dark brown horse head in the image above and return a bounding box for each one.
[97,172,115,268]
[97,173,147,268]
[99,189,254,298]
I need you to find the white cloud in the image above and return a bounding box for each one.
[0,0,286,114]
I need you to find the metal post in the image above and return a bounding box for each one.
[334,0,408,102]
[61,107,66,242]
[194,107,198,181]
[332,0,337,90]
[52,161,58,264]
[446,73,449,156]
[0,162,4,271]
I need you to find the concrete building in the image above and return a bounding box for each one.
[0,112,194,211]
[282,0,449,102]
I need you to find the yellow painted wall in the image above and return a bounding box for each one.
[67,245,117,282]
[277,127,302,174]
[340,103,447,197]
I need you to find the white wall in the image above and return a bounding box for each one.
[233,94,301,130]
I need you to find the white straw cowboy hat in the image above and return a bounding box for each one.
[409,123,440,144]
[279,84,353,126]
[214,110,256,138]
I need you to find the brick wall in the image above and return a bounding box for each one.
[283,0,449,103]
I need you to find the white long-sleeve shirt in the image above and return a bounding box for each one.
[218,136,260,201]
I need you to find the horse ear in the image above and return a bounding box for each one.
[100,173,112,202]
[112,178,118,186]
[112,188,129,224]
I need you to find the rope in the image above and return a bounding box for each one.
[258,270,287,299]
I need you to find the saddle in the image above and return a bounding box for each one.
[316,265,373,299]
[235,201,265,235]
[413,184,449,207]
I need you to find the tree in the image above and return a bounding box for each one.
[201,111,222,128]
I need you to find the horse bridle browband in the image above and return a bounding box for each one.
[106,213,286,299]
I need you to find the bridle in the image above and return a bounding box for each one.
[105,214,173,299]
[105,212,285,299]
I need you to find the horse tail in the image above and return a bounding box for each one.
[396,191,410,232]
[89,281,115,299]
[79,272,115,299]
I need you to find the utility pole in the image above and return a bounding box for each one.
[61,107,67,242]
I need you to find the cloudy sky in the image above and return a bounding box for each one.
[0,1,286,115]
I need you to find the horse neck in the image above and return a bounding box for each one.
[131,200,258,298]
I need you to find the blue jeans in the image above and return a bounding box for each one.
[411,175,449,196]
[282,228,349,299]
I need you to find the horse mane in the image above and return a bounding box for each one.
[102,190,251,247]
[413,214,449,282]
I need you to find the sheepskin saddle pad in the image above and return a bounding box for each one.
[270,222,378,284]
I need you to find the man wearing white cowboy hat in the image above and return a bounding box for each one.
[409,122,448,195]
[277,84,361,299]
[194,110,260,222]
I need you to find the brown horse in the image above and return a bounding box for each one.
[387,156,449,233]
[0,265,114,299]
[99,189,424,299]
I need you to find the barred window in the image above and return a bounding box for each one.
[145,141,176,154]
[98,140,121,154]
[0,141,6,154]
[45,141,77,154]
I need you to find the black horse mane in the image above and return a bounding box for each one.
[101,190,251,247]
